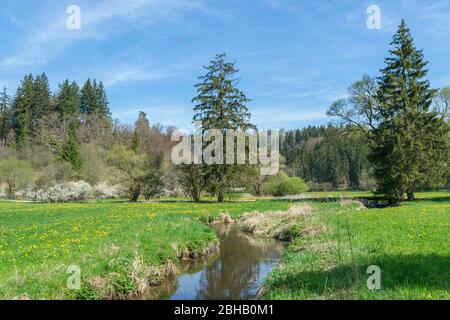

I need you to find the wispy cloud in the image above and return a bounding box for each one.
[101,64,170,86]
[252,106,327,128]
[113,102,191,126]
[262,0,304,14]
[0,0,210,68]
[416,1,450,40]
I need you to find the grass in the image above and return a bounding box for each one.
[240,204,315,241]
[262,197,450,300]
[0,200,289,299]
[0,191,448,299]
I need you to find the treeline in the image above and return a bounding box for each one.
[280,125,374,191]
[0,20,449,204]
[0,54,310,202]
[0,74,110,151]
[0,73,175,200]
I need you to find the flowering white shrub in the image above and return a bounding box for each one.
[14,188,35,199]
[0,183,6,197]
[161,187,184,198]
[34,181,94,202]
[94,182,123,199]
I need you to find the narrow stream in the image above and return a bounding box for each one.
[158,224,285,300]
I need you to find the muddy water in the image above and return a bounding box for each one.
[158,224,285,300]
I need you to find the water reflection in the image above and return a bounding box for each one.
[167,224,285,300]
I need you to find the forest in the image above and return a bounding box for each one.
[0,64,448,203]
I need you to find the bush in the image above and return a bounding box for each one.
[161,187,184,198]
[265,172,308,197]
[0,158,36,198]
[94,182,124,199]
[79,143,111,185]
[307,181,318,191]
[359,169,377,191]
[35,162,74,189]
[34,181,93,202]
[318,182,333,192]
[307,181,333,192]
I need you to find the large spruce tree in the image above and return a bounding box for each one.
[94,81,110,118]
[80,79,110,118]
[11,74,35,148]
[80,79,111,142]
[192,53,255,202]
[373,20,448,204]
[10,73,54,148]
[80,79,96,115]
[33,73,53,122]
[328,20,449,205]
[56,80,80,127]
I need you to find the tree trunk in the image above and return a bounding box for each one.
[191,187,201,202]
[7,181,15,199]
[217,189,225,202]
[407,190,415,201]
[193,193,201,202]
[187,165,202,202]
[129,185,141,202]
[253,184,261,197]
[217,168,225,202]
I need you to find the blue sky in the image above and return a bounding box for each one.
[1,0,450,131]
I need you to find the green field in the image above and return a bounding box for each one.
[263,196,450,299]
[0,200,289,299]
[0,192,448,299]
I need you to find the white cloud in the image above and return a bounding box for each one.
[101,64,170,86]
[416,2,450,40]
[263,0,304,14]
[252,106,327,128]
[0,0,211,68]
[113,102,192,126]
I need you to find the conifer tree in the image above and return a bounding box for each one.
[132,111,150,154]
[95,81,110,118]
[60,123,82,170]
[328,20,449,204]
[11,74,35,148]
[56,80,80,126]
[0,87,11,148]
[372,20,449,204]
[33,73,53,121]
[80,79,96,115]
[192,53,255,202]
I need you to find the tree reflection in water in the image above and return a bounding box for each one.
[169,224,285,300]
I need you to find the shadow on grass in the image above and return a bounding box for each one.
[269,254,450,295]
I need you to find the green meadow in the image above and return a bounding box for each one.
[0,192,448,299]
[263,195,450,300]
